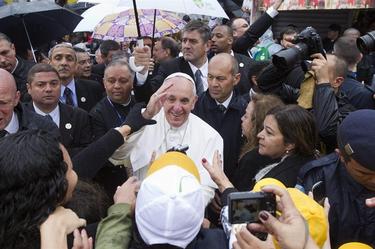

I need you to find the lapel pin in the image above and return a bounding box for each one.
[81,97,86,103]
[239,63,244,68]
[65,123,72,130]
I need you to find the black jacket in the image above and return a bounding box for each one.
[257,65,355,153]
[14,103,59,138]
[232,12,274,56]
[298,153,375,248]
[193,91,247,181]
[90,96,136,140]
[75,78,104,112]
[24,102,93,157]
[232,148,315,191]
[13,57,35,102]
[340,72,375,110]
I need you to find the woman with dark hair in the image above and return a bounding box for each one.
[0,130,86,249]
[233,94,284,190]
[233,104,318,190]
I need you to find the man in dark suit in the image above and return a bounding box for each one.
[133,20,210,102]
[48,43,103,112]
[90,60,136,197]
[0,33,35,102]
[333,36,375,109]
[0,68,58,139]
[25,63,92,156]
[210,24,256,96]
[91,40,121,86]
[194,53,247,182]
[230,0,283,56]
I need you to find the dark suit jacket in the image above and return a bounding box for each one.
[193,91,247,181]
[13,57,35,102]
[24,102,93,156]
[340,73,375,110]
[75,78,104,112]
[14,103,60,138]
[232,12,274,56]
[91,63,105,86]
[134,56,196,102]
[90,96,135,140]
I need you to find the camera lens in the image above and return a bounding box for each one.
[357,31,375,54]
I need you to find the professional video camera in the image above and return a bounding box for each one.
[357,31,375,54]
[272,27,326,70]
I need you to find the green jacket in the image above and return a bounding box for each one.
[96,203,133,249]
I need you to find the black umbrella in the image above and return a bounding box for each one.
[0,1,82,61]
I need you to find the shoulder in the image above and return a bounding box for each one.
[190,113,222,138]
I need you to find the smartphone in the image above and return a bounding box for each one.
[228,191,276,241]
[312,181,326,205]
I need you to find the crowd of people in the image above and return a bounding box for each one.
[0,0,375,248]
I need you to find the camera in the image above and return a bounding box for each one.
[357,31,375,54]
[228,191,276,240]
[272,27,326,70]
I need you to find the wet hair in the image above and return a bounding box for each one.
[240,94,284,158]
[48,42,77,61]
[0,32,12,43]
[99,40,120,57]
[27,63,60,84]
[333,36,361,66]
[104,59,135,78]
[266,105,318,157]
[182,20,211,43]
[0,130,68,249]
[327,54,348,79]
[160,37,180,58]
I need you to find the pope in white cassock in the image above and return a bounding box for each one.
[110,72,224,203]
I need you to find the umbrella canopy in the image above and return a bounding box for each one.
[92,9,186,42]
[74,3,130,32]
[78,0,229,19]
[0,1,82,49]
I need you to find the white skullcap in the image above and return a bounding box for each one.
[164,72,197,96]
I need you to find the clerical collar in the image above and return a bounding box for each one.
[4,111,19,134]
[215,91,233,109]
[33,102,60,127]
[10,58,19,74]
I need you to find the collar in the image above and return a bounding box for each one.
[33,102,60,126]
[347,71,357,79]
[4,111,19,134]
[188,59,208,78]
[215,91,233,108]
[10,58,19,74]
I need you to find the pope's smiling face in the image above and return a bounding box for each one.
[163,77,197,128]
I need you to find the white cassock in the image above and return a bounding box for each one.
[110,108,224,204]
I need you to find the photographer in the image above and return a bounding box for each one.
[257,53,354,153]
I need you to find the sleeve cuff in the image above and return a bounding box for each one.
[266,6,279,18]
[136,71,148,86]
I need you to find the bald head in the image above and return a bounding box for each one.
[0,68,17,93]
[343,28,361,39]
[208,53,240,102]
[0,68,20,130]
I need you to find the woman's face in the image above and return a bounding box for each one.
[61,144,77,201]
[241,101,255,139]
[257,115,294,159]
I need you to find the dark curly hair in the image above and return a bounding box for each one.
[0,130,68,249]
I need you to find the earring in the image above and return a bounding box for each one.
[285,150,290,155]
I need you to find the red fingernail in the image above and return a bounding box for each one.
[259,211,269,221]
[202,158,207,163]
